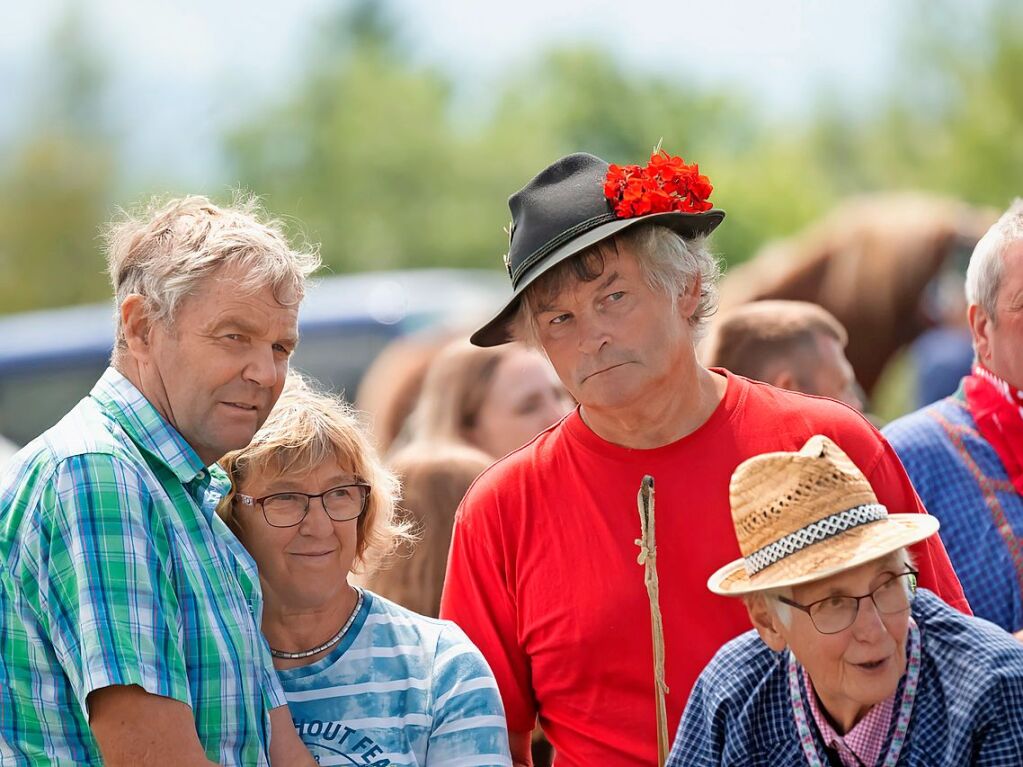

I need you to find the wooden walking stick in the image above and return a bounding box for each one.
[635,475,670,766]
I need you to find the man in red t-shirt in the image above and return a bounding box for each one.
[439,150,968,767]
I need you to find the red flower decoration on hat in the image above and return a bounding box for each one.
[604,149,714,218]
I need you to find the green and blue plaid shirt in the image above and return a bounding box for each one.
[0,368,285,765]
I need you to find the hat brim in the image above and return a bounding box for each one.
[707,514,940,597]
[469,208,726,347]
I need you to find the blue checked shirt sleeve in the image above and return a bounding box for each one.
[667,672,723,767]
[261,642,288,710]
[426,623,512,766]
[217,523,288,712]
[14,453,191,717]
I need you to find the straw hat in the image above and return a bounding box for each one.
[707,434,939,596]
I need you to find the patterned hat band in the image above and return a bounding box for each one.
[744,503,889,576]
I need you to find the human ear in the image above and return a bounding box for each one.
[744,594,788,652]
[967,303,991,366]
[677,274,702,318]
[770,369,798,392]
[120,294,155,361]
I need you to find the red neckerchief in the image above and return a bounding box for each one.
[964,364,1023,496]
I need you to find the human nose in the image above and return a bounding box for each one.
[298,495,334,535]
[576,313,611,356]
[849,594,887,638]
[244,344,280,389]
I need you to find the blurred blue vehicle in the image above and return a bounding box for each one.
[0,269,507,446]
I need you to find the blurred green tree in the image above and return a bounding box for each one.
[227,1,509,273]
[0,4,116,314]
[225,4,770,274]
[3,0,1021,317]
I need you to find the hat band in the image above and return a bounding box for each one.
[744,503,888,576]
[510,212,619,288]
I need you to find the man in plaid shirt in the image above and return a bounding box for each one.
[0,196,320,766]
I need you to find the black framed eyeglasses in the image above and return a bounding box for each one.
[777,569,919,635]
[235,482,371,528]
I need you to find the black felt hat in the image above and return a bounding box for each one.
[470,152,726,347]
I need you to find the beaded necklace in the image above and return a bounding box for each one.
[788,621,921,767]
[270,589,365,660]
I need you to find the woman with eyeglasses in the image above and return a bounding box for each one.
[217,376,511,767]
[668,434,1023,767]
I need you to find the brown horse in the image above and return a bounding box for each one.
[714,193,996,394]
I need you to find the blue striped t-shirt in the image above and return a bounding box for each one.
[278,589,511,767]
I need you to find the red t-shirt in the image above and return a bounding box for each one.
[439,371,968,766]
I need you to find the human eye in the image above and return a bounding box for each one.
[267,492,302,504]
[875,574,899,593]
[326,486,356,501]
[272,342,293,356]
[814,596,851,615]
[607,290,626,302]
[514,395,542,416]
[548,313,572,326]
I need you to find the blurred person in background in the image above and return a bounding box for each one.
[0,195,319,765]
[886,200,1023,639]
[354,326,460,453]
[703,299,864,411]
[375,338,571,767]
[360,442,491,617]
[217,376,512,766]
[360,339,571,618]
[670,435,1023,767]
[439,149,967,767]
[909,268,976,408]
[399,338,573,459]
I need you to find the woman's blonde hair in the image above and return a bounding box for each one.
[359,442,492,617]
[403,339,521,452]
[217,374,412,574]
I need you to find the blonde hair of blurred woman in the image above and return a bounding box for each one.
[355,327,460,454]
[404,338,571,458]
[360,442,492,617]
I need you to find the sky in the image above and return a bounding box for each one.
[0,0,939,185]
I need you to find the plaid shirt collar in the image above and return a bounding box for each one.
[90,367,210,487]
[803,665,896,767]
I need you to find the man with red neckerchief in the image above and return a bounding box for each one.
[886,199,1023,640]
[439,148,968,766]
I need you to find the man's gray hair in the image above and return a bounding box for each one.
[105,194,321,353]
[965,198,1023,319]
[516,223,721,348]
[763,547,915,628]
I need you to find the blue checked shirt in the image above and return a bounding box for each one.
[669,590,1023,766]
[0,368,286,765]
[885,391,1023,633]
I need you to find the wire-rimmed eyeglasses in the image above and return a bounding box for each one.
[776,569,918,635]
[235,482,371,528]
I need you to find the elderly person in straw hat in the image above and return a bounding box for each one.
[217,375,512,766]
[669,435,1023,767]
